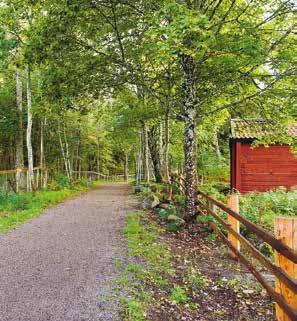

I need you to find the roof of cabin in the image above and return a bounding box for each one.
[230,118,297,139]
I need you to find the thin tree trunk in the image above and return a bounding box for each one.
[9,139,14,169]
[96,141,100,179]
[40,118,46,188]
[75,126,81,179]
[148,124,163,183]
[63,122,72,180]
[15,68,24,192]
[141,120,150,183]
[58,125,70,179]
[181,54,198,218]
[162,109,170,182]
[40,119,46,168]
[124,151,129,182]
[136,134,142,185]
[26,64,34,192]
[214,132,221,157]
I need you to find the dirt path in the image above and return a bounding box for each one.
[0,183,132,321]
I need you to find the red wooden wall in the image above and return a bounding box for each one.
[231,141,297,193]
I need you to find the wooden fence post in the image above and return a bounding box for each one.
[274,217,297,321]
[227,194,240,258]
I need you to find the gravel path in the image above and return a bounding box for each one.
[0,183,132,321]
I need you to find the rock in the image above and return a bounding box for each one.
[167,215,185,225]
[142,195,160,209]
[242,289,255,295]
[134,185,142,194]
[259,243,273,256]
[167,214,178,222]
[262,273,275,286]
[159,203,170,209]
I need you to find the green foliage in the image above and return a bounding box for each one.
[196,214,213,225]
[169,285,189,304]
[0,181,100,232]
[123,298,147,321]
[206,233,217,242]
[157,206,179,220]
[240,189,297,231]
[192,274,205,290]
[0,0,296,224]
[167,220,185,233]
[55,174,70,188]
[121,212,174,318]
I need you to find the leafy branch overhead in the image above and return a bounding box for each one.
[0,0,295,217]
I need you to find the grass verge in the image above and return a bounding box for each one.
[120,209,275,320]
[0,181,101,232]
[120,212,173,321]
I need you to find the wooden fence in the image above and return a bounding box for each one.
[0,168,133,193]
[172,175,297,321]
[72,171,133,183]
[0,167,49,193]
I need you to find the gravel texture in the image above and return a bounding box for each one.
[0,183,131,321]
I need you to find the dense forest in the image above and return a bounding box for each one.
[0,0,296,218]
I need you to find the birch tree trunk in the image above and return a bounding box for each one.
[96,141,100,179]
[181,55,198,218]
[58,125,70,179]
[141,120,150,183]
[75,126,81,179]
[214,132,221,158]
[63,122,72,180]
[40,119,46,168]
[40,118,46,188]
[15,68,24,192]
[26,64,34,192]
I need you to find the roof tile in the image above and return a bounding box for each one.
[231,119,297,139]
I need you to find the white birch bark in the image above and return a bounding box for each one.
[15,67,25,192]
[181,54,198,218]
[26,64,34,191]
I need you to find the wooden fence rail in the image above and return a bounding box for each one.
[197,191,297,321]
[0,168,133,194]
[170,174,297,320]
[72,171,134,182]
[0,167,49,193]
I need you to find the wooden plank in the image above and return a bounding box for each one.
[235,141,242,191]
[198,201,297,294]
[207,220,297,321]
[230,141,236,190]
[227,194,240,258]
[197,190,297,264]
[275,217,297,321]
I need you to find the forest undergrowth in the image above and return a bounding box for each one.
[119,184,277,321]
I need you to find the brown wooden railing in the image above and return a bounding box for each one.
[171,174,297,321]
[0,168,133,193]
[197,191,297,321]
[0,167,49,193]
[72,171,133,182]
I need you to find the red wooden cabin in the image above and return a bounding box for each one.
[230,119,297,194]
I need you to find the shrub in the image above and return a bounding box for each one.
[239,188,297,231]
[55,174,70,188]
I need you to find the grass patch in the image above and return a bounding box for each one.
[169,285,189,304]
[120,212,173,320]
[0,181,101,232]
